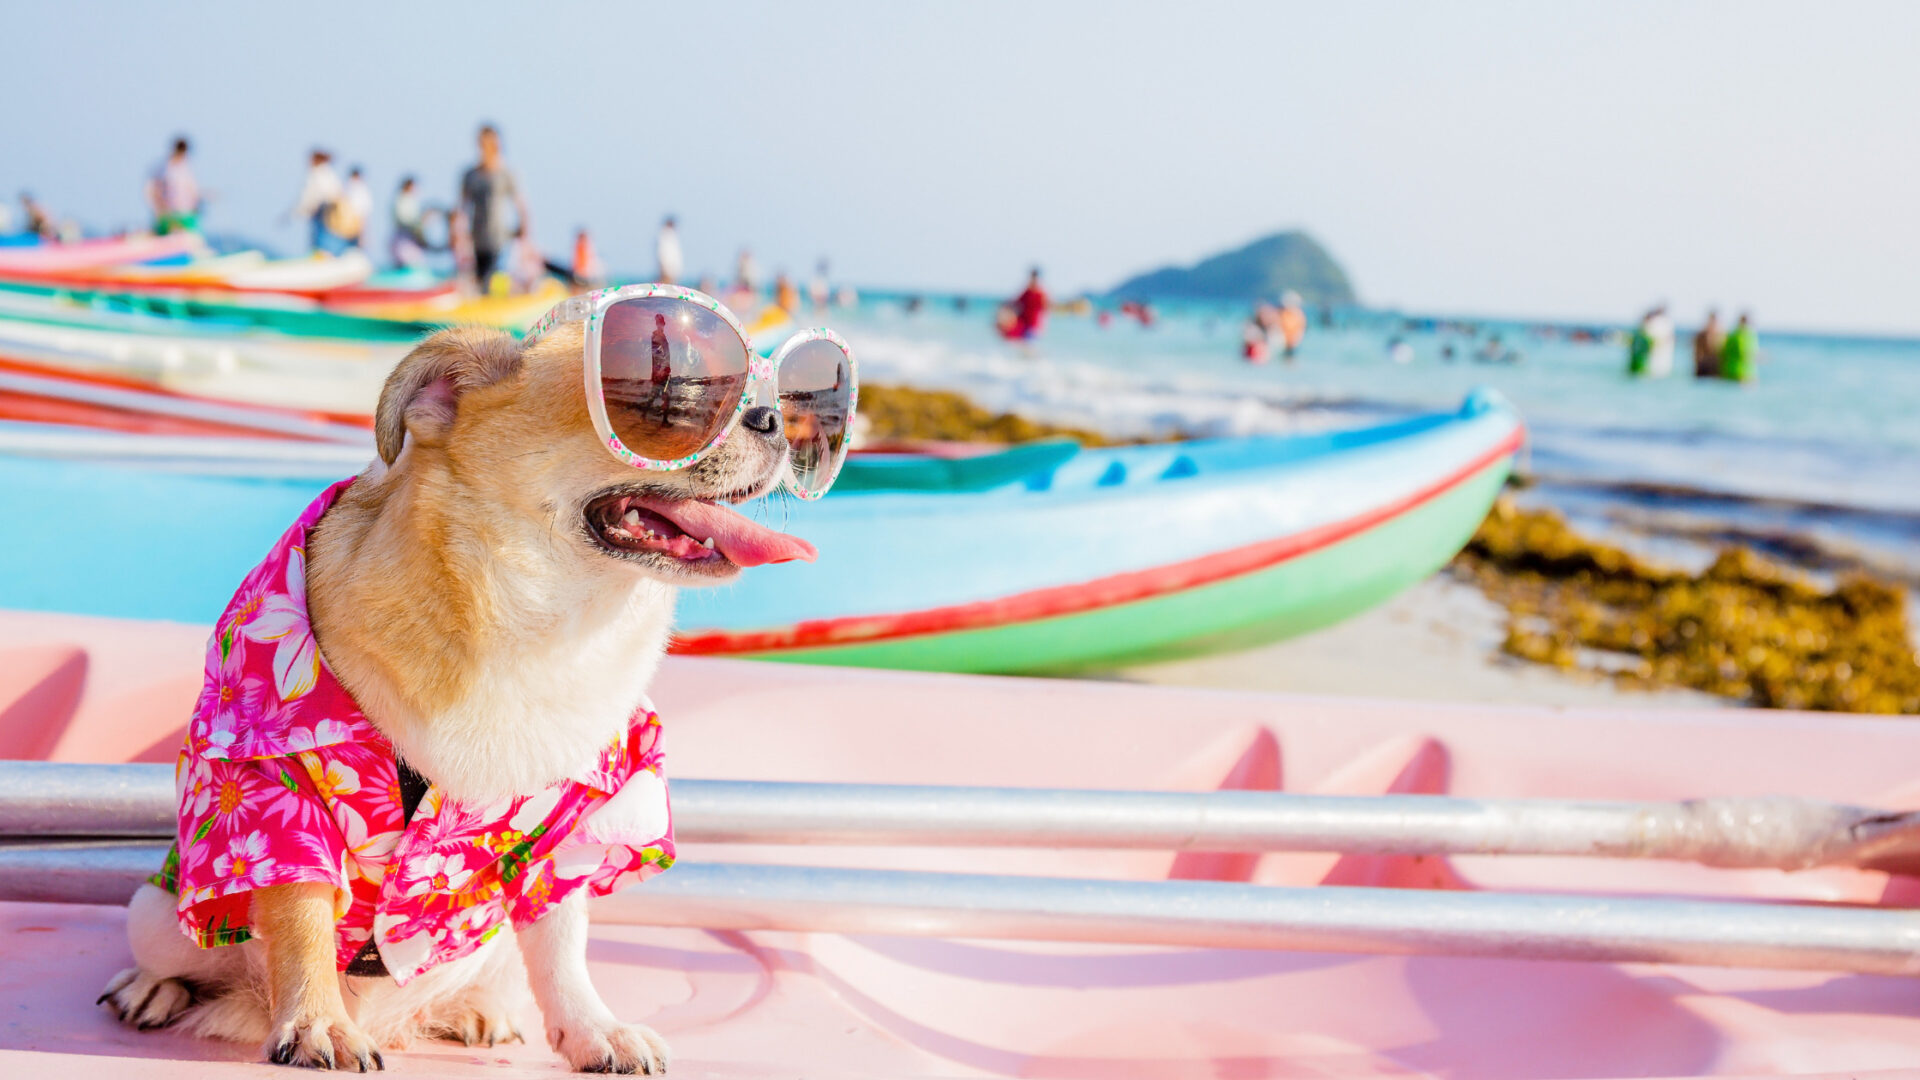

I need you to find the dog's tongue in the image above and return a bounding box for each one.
[646,498,817,567]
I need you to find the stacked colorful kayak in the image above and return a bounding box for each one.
[0,232,206,273]
[0,234,557,337]
[0,389,1522,673]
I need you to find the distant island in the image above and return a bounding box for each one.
[1108,230,1357,307]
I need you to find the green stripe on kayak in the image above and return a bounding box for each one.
[731,455,1512,673]
[0,280,437,341]
[835,439,1081,493]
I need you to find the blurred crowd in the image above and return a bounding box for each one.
[8,127,854,313]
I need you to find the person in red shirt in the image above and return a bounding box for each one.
[999,267,1050,341]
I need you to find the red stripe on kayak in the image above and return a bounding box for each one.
[670,424,1525,655]
[0,390,318,440]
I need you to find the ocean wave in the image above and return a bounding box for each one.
[854,330,1410,441]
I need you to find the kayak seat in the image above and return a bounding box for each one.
[1160,455,1199,480]
[0,645,87,760]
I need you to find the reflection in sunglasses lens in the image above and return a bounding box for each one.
[600,298,750,461]
[778,338,853,493]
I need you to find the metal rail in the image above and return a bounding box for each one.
[4,840,1918,976]
[3,762,1915,871]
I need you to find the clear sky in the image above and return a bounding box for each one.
[5,1,1917,332]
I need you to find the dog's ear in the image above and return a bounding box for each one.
[375,327,524,464]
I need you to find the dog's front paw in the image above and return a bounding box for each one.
[431,1000,525,1047]
[266,1013,385,1072]
[98,966,195,1030]
[550,1018,669,1075]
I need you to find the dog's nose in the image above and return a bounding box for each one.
[742,406,782,437]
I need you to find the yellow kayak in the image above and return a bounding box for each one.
[342,280,568,332]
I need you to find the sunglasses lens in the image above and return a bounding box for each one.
[777,338,855,494]
[599,297,750,462]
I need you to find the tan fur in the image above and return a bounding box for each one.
[254,883,384,1071]
[110,322,791,1072]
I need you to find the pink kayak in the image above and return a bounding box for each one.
[3,607,1919,1078]
[0,232,205,273]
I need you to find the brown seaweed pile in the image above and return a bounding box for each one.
[857,385,1118,446]
[1453,498,1920,713]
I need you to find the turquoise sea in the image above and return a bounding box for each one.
[833,296,1920,580]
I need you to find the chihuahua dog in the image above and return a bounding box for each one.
[100,322,815,1073]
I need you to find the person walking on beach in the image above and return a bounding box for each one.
[572,228,606,289]
[774,271,800,315]
[389,176,429,269]
[735,248,761,295]
[1627,305,1675,377]
[1719,312,1758,383]
[340,166,374,249]
[460,124,528,292]
[1692,308,1725,379]
[18,191,58,240]
[145,136,200,235]
[655,216,682,283]
[998,267,1050,341]
[809,259,831,309]
[286,149,346,254]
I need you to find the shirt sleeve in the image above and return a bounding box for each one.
[171,751,351,949]
[501,720,675,930]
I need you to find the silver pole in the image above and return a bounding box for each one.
[0,840,167,904]
[3,762,1915,871]
[0,762,177,836]
[4,841,1917,976]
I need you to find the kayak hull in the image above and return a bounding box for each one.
[728,454,1508,672]
[0,397,1523,673]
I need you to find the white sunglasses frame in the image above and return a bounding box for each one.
[523,283,858,500]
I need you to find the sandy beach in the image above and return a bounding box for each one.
[1116,573,1718,708]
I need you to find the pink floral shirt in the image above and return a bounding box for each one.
[156,478,675,984]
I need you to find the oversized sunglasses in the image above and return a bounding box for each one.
[524,283,858,499]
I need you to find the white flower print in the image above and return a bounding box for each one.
[405,851,475,897]
[238,546,319,701]
[212,831,277,887]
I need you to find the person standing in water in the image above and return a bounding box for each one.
[655,216,682,283]
[145,136,200,235]
[999,267,1050,341]
[1242,301,1275,363]
[1720,312,1758,382]
[1692,308,1725,379]
[1276,291,1307,360]
[460,123,528,293]
[1628,305,1675,377]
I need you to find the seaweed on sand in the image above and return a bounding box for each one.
[857,385,1117,446]
[1453,498,1920,714]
